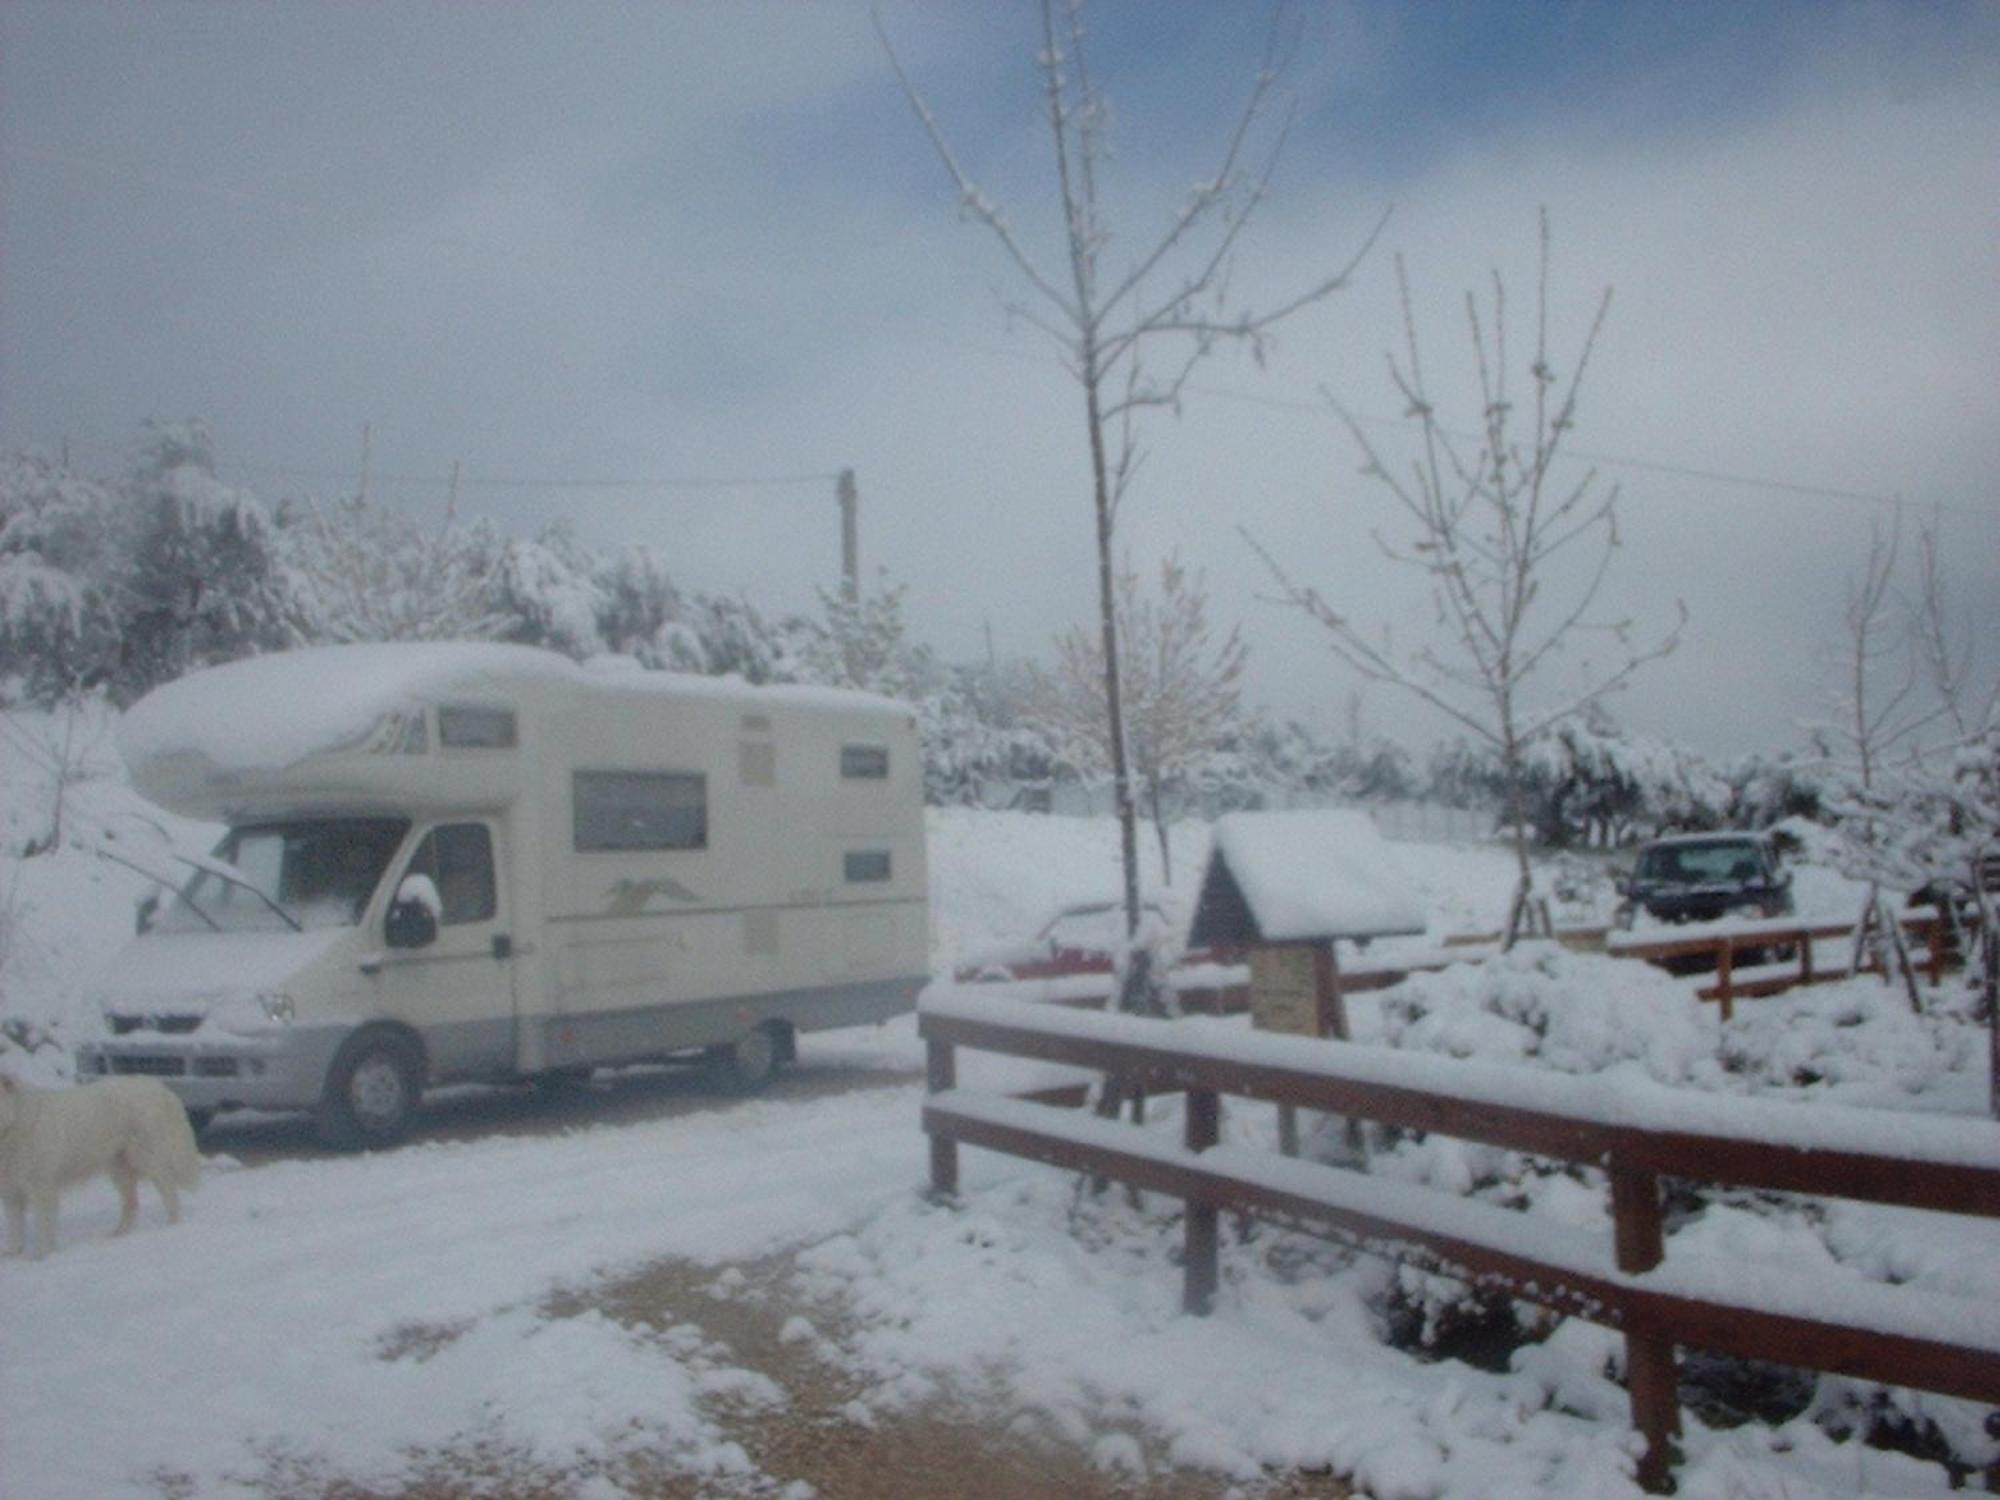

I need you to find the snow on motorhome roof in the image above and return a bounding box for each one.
[119,643,908,773]
[1203,809,1426,942]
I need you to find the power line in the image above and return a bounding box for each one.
[217,462,843,494]
[25,436,845,495]
[1194,380,1930,514]
[924,330,1995,519]
[22,379,1996,518]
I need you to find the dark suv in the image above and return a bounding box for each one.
[1616,833,1793,928]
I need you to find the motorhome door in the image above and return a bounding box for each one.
[370,819,519,1079]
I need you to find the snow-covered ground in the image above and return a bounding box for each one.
[2,730,1995,1499]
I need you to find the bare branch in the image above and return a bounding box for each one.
[1253,214,1672,937]
[872,7,1077,325]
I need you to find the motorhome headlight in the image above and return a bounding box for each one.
[256,992,296,1026]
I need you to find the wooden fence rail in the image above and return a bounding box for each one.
[1158,909,1966,1022]
[1607,912,1958,1019]
[920,992,2000,1494]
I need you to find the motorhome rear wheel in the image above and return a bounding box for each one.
[711,1022,786,1092]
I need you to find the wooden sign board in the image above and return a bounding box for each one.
[1251,945,1322,1037]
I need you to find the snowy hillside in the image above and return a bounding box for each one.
[1,715,1995,1500]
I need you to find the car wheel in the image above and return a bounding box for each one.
[710,1023,785,1093]
[317,1032,423,1149]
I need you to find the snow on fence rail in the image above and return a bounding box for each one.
[919,991,2000,1494]
[1047,909,1969,1021]
[1607,911,1962,1018]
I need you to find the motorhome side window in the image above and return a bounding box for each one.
[573,771,708,852]
[401,824,497,925]
[840,744,889,780]
[844,850,891,883]
[438,706,517,748]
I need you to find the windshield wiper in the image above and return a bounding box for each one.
[171,851,304,932]
[92,844,220,932]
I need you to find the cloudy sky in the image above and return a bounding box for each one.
[3,1,1996,757]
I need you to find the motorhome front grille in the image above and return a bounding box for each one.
[110,1014,202,1035]
[111,1055,187,1077]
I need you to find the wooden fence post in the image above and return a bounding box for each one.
[1184,1087,1221,1315]
[927,1036,958,1198]
[1714,941,1735,1023]
[1611,1160,1680,1493]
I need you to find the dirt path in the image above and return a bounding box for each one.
[273,1248,1349,1500]
[569,1254,1351,1500]
[216,1067,1348,1500]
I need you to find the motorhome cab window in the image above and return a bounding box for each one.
[438,706,517,749]
[158,819,411,934]
[573,771,707,851]
[400,824,497,925]
[840,744,889,780]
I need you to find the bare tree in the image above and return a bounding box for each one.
[1824,508,1999,1029]
[1251,213,1682,945]
[879,0,1383,1007]
[1032,555,1249,884]
[1828,513,1940,789]
[1823,512,1931,1003]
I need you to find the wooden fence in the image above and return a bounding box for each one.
[1607,912,1958,1019]
[1157,909,1966,1023]
[920,992,2000,1493]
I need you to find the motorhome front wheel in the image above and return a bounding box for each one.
[319,1033,422,1148]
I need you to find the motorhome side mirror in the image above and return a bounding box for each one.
[385,876,440,950]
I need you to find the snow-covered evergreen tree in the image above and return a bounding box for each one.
[798,572,928,701]
[111,420,297,704]
[487,522,606,660]
[0,451,122,704]
[589,545,711,671]
[917,658,1066,808]
[1519,707,1728,848]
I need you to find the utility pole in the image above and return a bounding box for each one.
[357,423,373,506]
[837,468,859,600]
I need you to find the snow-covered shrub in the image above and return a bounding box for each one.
[1373,947,1720,1087]
[1345,946,1995,1472]
[278,491,505,646]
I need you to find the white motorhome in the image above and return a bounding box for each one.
[77,644,930,1146]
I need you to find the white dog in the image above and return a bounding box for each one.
[0,1075,201,1258]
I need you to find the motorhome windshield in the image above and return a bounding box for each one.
[158,819,411,933]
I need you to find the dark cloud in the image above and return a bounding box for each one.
[2,2,1994,758]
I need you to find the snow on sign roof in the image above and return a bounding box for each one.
[1189,809,1425,945]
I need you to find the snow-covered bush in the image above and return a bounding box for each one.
[1346,948,1997,1471]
